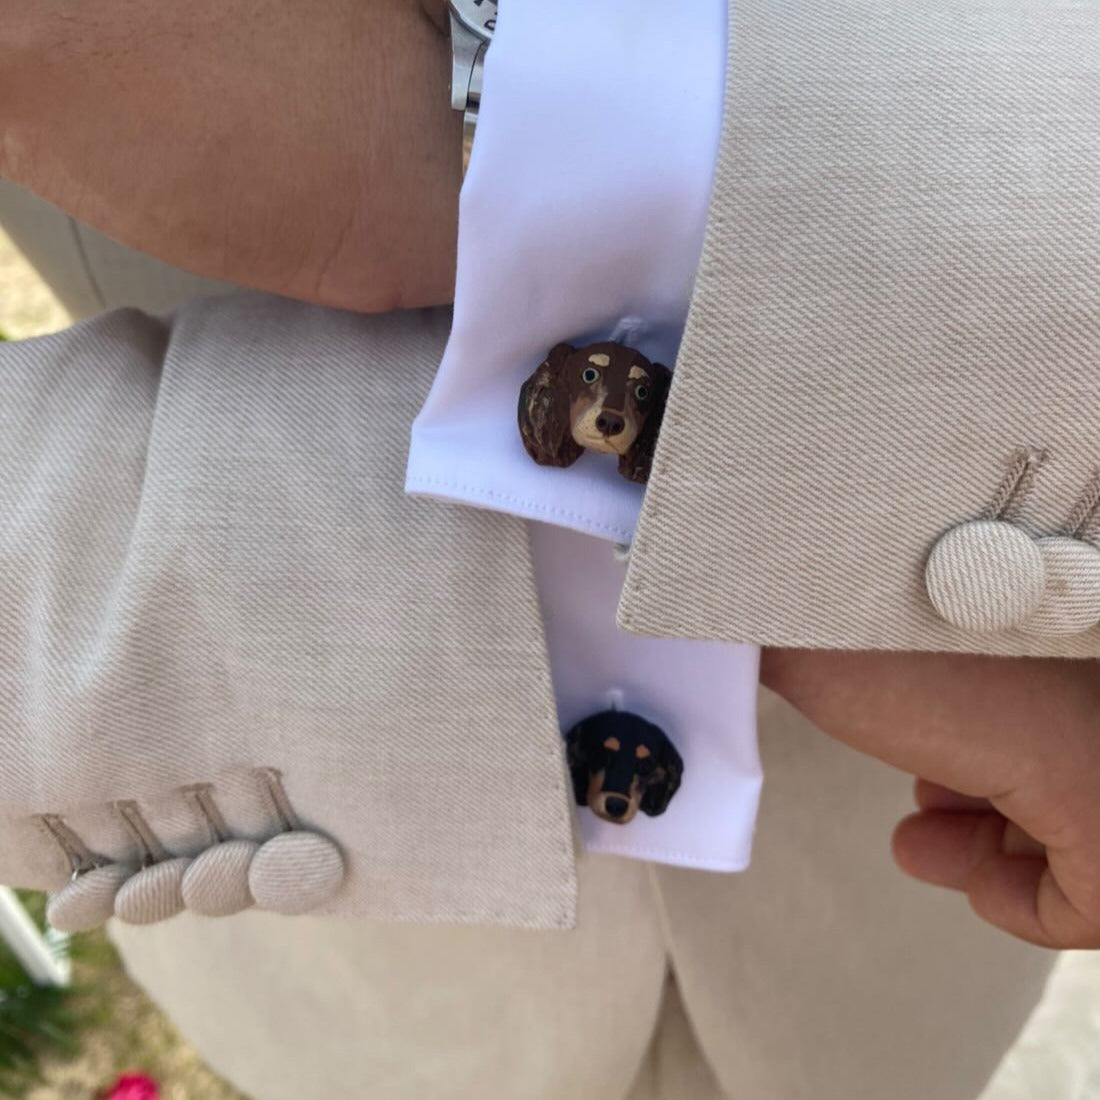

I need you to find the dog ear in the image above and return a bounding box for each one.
[564,721,593,807]
[518,344,584,468]
[618,362,673,484]
[640,732,683,817]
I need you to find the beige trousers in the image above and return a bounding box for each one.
[1,181,1056,1100]
[107,689,1054,1100]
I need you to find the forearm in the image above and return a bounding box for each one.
[0,1,460,312]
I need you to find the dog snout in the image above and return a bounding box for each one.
[596,411,625,437]
[587,786,641,825]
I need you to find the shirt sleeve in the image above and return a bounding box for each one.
[405,0,728,545]
[406,2,763,875]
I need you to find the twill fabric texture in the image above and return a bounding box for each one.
[109,692,1055,1100]
[0,296,576,928]
[620,0,1100,657]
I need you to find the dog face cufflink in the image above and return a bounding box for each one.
[518,341,672,484]
[565,710,683,825]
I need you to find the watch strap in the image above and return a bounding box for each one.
[449,14,488,175]
[462,40,486,174]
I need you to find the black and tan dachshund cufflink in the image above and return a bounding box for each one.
[518,341,672,484]
[565,710,683,825]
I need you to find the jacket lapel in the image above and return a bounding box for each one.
[619,0,1100,658]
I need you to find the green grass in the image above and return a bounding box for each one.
[0,892,102,1096]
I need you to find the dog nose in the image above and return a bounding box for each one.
[604,797,629,819]
[596,412,625,437]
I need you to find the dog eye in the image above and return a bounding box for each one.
[582,367,601,384]
[635,384,650,401]
[635,757,656,777]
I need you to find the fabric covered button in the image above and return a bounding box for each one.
[1019,537,1100,638]
[925,520,1045,633]
[248,832,345,915]
[182,839,259,917]
[46,863,134,933]
[114,857,191,925]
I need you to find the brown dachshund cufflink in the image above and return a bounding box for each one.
[518,341,672,484]
[565,710,683,824]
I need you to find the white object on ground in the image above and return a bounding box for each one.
[0,885,71,987]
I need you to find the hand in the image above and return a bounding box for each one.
[762,649,1100,949]
[0,1,461,312]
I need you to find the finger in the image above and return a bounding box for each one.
[1001,821,1046,857]
[911,781,1044,855]
[968,855,1100,950]
[893,811,1100,948]
[892,810,1005,889]
[913,777,992,813]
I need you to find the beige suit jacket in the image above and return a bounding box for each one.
[1,0,1097,930]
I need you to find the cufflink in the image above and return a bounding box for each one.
[564,710,683,824]
[518,341,671,484]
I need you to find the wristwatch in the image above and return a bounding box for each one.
[447,0,497,173]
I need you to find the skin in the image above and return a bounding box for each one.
[0,0,461,312]
[3,3,1098,951]
[762,649,1100,950]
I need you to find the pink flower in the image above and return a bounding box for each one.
[105,1073,159,1100]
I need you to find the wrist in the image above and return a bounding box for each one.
[0,1,462,313]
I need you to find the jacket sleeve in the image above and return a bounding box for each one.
[1,309,169,890]
[619,0,1100,659]
[0,295,577,931]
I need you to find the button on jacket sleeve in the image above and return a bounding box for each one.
[619,0,1100,659]
[0,296,577,930]
[406,0,764,875]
